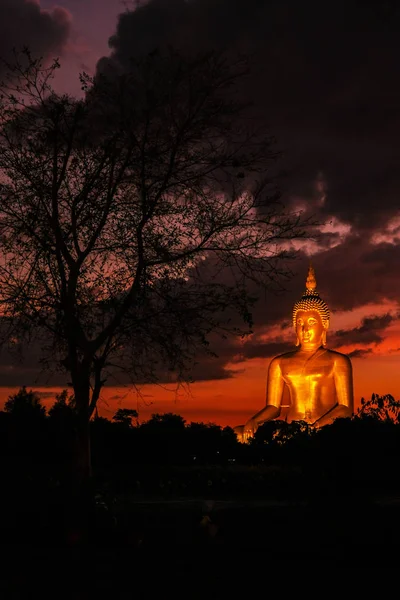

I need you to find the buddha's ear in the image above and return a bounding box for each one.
[323,320,329,330]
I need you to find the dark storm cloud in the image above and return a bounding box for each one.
[0,332,73,388]
[247,235,400,330]
[175,331,294,381]
[334,313,396,346]
[0,351,68,387]
[98,0,400,233]
[0,0,72,73]
[0,365,65,387]
[311,238,400,313]
[187,359,241,382]
[238,340,292,360]
[108,393,129,402]
[347,348,373,359]
[93,0,400,363]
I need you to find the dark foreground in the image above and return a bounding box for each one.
[1,491,400,597]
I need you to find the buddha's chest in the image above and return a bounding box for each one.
[281,358,334,385]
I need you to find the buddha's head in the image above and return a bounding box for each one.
[292,265,330,348]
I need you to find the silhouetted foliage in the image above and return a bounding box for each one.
[138,413,187,464]
[186,421,237,463]
[141,412,186,431]
[2,394,400,548]
[112,408,138,427]
[4,386,46,421]
[47,389,77,473]
[48,389,76,421]
[357,393,400,424]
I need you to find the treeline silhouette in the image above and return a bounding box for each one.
[2,387,400,547]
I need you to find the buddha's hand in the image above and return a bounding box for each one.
[244,418,257,439]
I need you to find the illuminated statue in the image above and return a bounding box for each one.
[236,265,354,441]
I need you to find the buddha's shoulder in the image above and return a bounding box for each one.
[324,348,351,361]
[271,348,352,363]
[271,350,299,362]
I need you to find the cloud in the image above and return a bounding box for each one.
[314,239,400,312]
[36,390,58,399]
[0,0,72,74]
[187,360,240,382]
[238,339,292,361]
[97,0,400,236]
[333,313,397,346]
[347,348,374,359]
[94,0,400,348]
[93,1,400,364]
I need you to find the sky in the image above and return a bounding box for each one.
[0,0,400,428]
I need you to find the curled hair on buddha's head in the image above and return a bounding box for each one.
[292,265,330,345]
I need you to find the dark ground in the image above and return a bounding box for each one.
[1,491,399,598]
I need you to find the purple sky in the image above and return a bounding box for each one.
[37,0,126,95]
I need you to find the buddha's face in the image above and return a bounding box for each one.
[295,309,327,349]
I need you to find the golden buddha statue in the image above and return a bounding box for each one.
[236,265,354,441]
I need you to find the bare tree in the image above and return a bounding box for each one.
[0,48,311,489]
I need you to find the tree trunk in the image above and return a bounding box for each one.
[64,372,94,546]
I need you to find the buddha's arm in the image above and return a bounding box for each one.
[254,357,283,424]
[314,354,354,427]
[243,358,283,436]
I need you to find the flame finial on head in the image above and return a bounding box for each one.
[292,264,330,330]
[306,264,317,292]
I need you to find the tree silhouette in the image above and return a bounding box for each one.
[112,408,138,427]
[3,386,48,490]
[4,386,46,420]
[142,412,187,430]
[356,393,400,424]
[0,48,312,500]
[48,389,76,421]
[139,413,187,464]
[186,421,237,463]
[47,389,77,471]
